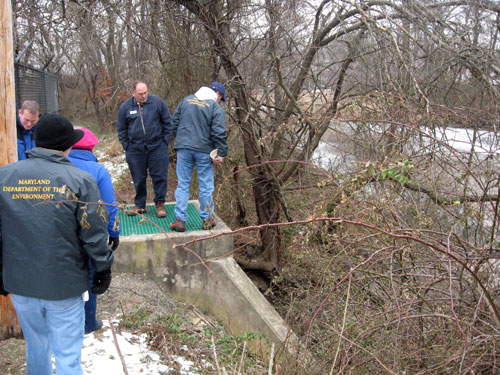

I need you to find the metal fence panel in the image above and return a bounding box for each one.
[15,63,59,114]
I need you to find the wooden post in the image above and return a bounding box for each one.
[0,0,22,339]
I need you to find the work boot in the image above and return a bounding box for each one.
[202,218,216,230]
[155,202,167,218]
[170,219,186,232]
[125,207,146,216]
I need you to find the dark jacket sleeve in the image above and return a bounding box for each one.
[210,104,228,158]
[160,99,172,144]
[116,101,129,150]
[77,177,114,272]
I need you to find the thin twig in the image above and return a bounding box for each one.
[331,271,352,375]
[211,335,222,375]
[268,342,275,375]
[237,341,247,375]
[190,305,216,328]
[109,319,129,375]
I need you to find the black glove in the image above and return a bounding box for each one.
[0,273,8,297]
[91,268,112,295]
[108,236,119,251]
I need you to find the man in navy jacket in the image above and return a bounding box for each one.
[116,80,172,218]
[16,100,40,160]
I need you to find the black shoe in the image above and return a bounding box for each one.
[85,319,103,335]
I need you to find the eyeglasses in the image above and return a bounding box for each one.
[21,117,37,125]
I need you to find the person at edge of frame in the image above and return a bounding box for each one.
[17,100,40,161]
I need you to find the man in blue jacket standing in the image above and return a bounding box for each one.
[116,80,172,218]
[169,82,228,232]
[69,128,120,334]
[16,100,40,160]
[0,114,114,375]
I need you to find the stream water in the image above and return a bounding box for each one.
[313,124,500,170]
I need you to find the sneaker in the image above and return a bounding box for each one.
[155,202,167,218]
[85,319,103,335]
[170,219,186,232]
[125,207,146,216]
[202,218,216,230]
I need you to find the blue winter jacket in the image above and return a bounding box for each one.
[172,90,228,157]
[68,149,120,238]
[116,94,172,152]
[16,114,36,161]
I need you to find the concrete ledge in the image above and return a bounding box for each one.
[113,201,299,359]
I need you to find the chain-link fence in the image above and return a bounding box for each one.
[15,63,59,114]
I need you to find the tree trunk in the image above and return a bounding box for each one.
[0,0,22,339]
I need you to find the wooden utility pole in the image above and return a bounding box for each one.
[0,0,22,339]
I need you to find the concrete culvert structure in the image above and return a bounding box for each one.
[113,200,300,360]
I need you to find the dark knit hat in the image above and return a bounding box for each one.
[35,114,84,151]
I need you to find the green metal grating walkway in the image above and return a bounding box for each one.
[119,203,203,236]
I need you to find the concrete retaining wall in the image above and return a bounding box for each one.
[112,201,299,359]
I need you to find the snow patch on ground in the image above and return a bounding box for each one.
[80,319,203,374]
[94,150,128,183]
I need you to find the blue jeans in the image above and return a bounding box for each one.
[84,260,98,333]
[125,142,169,208]
[11,294,84,375]
[174,149,214,222]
